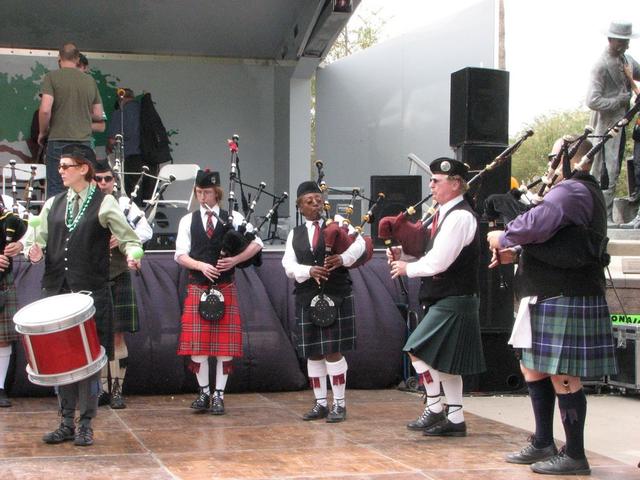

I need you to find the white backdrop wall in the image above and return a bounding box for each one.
[315,0,497,193]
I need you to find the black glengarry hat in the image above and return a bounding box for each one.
[195,169,220,188]
[94,159,113,174]
[296,180,322,199]
[61,144,97,170]
[429,157,469,177]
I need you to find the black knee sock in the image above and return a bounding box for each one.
[557,389,587,459]
[527,377,556,448]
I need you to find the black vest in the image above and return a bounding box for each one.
[43,189,111,292]
[291,223,352,304]
[419,200,480,304]
[188,209,234,284]
[515,173,608,298]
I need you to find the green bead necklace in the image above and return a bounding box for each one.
[65,184,96,232]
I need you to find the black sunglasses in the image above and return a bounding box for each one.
[94,175,114,183]
[58,163,81,171]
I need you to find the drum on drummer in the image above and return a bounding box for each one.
[19,144,142,447]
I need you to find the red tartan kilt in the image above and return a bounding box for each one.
[177,282,243,357]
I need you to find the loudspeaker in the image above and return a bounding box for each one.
[463,332,524,393]
[370,175,422,247]
[456,143,510,216]
[450,67,509,147]
[146,205,188,251]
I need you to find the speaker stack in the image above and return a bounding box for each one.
[450,67,522,392]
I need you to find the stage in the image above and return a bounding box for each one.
[0,390,636,479]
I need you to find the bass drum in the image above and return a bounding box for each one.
[13,293,107,386]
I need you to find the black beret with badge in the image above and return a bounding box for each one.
[429,157,469,177]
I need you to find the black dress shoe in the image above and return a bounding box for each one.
[423,419,466,437]
[506,441,558,464]
[190,389,210,412]
[530,449,590,475]
[302,402,329,421]
[98,390,110,407]
[42,423,75,444]
[326,403,346,423]
[210,393,225,415]
[74,425,94,447]
[0,389,11,407]
[407,408,446,431]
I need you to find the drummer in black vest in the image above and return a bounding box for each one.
[389,158,486,437]
[174,169,262,415]
[281,181,365,423]
[24,144,142,447]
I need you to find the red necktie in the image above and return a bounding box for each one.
[311,220,320,250]
[206,211,214,239]
[430,210,440,239]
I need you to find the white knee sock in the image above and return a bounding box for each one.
[191,355,210,393]
[215,356,233,397]
[440,372,464,423]
[307,359,328,407]
[0,345,11,389]
[412,360,442,413]
[326,357,348,407]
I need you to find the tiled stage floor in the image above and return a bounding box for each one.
[1,389,638,479]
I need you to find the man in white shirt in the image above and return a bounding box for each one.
[282,181,365,423]
[389,158,486,437]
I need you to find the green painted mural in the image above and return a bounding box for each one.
[0,61,178,162]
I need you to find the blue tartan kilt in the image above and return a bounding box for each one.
[295,294,356,358]
[521,295,618,377]
[0,273,19,343]
[111,272,139,333]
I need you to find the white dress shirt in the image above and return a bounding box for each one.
[405,195,477,278]
[174,204,263,261]
[282,216,366,284]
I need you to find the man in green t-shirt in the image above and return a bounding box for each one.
[38,42,105,198]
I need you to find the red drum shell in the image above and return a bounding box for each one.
[13,293,106,386]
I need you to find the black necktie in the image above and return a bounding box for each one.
[72,195,80,218]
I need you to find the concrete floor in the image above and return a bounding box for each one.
[464,392,640,467]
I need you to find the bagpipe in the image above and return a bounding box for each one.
[314,160,384,269]
[484,127,593,225]
[0,161,34,282]
[378,129,534,258]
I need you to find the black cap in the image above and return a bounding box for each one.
[61,144,97,169]
[429,157,468,177]
[195,169,220,188]
[296,181,322,199]
[94,159,113,174]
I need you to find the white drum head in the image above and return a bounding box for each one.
[13,293,96,334]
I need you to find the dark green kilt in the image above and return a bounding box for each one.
[111,272,139,333]
[295,294,356,359]
[403,295,486,375]
[521,295,617,377]
[0,273,19,343]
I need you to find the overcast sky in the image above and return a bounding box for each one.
[356,0,640,134]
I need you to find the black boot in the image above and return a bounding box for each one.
[110,378,126,409]
[326,402,346,423]
[42,423,75,444]
[191,387,210,412]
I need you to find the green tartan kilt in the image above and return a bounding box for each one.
[521,295,617,377]
[0,273,19,343]
[403,295,486,375]
[111,272,139,333]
